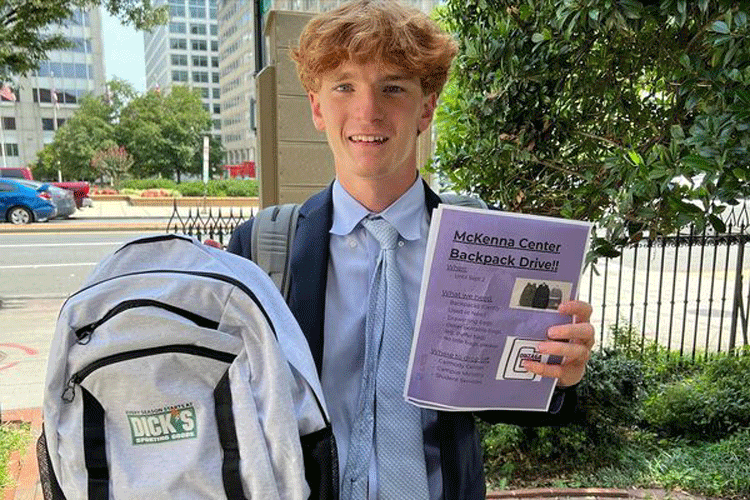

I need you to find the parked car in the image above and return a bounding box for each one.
[53,181,92,208]
[0,167,92,209]
[0,178,56,224]
[14,179,76,218]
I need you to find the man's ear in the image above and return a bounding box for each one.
[308,91,325,131]
[418,92,438,134]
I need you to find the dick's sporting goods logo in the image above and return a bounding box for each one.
[126,403,197,445]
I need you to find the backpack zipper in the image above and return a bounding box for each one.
[64,269,277,341]
[62,344,236,403]
[75,299,220,344]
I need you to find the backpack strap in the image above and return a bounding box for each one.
[438,193,488,210]
[250,194,486,300]
[251,203,301,301]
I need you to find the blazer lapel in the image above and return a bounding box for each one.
[288,185,334,374]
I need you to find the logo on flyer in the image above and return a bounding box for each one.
[496,337,546,382]
[127,403,197,445]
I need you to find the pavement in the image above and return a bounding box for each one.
[0,198,721,500]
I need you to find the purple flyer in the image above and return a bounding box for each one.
[405,205,592,411]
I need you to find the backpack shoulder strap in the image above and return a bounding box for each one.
[251,203,301,301]
[438,192,488,210]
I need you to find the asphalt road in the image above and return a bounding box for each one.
[0,230,164,298]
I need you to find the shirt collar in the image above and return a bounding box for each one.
[330,178,425,241]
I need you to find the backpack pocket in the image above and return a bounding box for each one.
[60,345,244,499]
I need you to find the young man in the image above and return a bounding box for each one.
[228,1,595,499]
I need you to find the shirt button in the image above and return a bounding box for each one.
[398,240,404,247]
[348,239,357,248]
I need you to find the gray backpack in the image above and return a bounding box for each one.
[251,194,487,300]
[39,234,336,500]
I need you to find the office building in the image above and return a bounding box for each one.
[143,0,222,134]
[0,8,106,170]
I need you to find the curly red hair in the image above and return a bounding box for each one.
[291,0,457,95]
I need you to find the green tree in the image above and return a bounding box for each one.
[117,86,219,182]
[35,94,115,181]
[433,0,750,258]
[0,1,167,83]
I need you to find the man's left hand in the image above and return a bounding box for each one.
[521,300,595,388]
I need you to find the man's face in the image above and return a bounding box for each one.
[308,60,437,196]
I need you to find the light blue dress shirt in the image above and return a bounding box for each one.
[322,178,442,500]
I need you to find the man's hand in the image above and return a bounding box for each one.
[521,300,595,388]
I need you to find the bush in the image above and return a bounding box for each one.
[647,429,750,498]
[642,350,750,440]
[121,178,177,191]
[176,179,258,197]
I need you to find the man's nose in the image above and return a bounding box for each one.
[354,89,383,121]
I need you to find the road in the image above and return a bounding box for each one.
[0,229,161,411]
[0,230,164,298]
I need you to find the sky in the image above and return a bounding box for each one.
[100,12,147,92]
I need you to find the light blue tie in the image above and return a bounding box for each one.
[341,216,429,500]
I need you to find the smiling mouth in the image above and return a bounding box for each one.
[349,135,389,145]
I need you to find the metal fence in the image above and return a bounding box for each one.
[166,200,750,358]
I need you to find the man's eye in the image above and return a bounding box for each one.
[384,85,404,93]
[334,83,353,91]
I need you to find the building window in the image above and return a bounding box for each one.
[212,72,219,84]
[170,4,186,16]
[171,54,188,65]
[42,118,55,131]
[210,24,217,36]
[212,88,220,99]
[190,6,205,18]
[169,21,186,33]
[211,56,219,68]
[191,39,207,51]
[33,88,52,103]
[212,119,221,129]
[2,117,15,130]
[213,104,220,114]
[210,40,218,52]
[170,38,187,50]
[190,23,206,35]
[202,102,210,111]
[199,87,209,98]
[192,55,208,67]
[192,71,209,83]
[3,143,19,156]
[172,70,189,82]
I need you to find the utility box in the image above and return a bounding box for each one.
[257,9,435,207]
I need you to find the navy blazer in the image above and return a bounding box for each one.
[228,181,578,500]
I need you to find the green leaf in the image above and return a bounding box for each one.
[628,150,644,166]
[711,21,730,34]
[708,214,726,234]
[531,33,545,43]
[671,125,685,140]
[733,168,747,181]
[679,54,691,70]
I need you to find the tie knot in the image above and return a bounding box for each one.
[361,217,399,250]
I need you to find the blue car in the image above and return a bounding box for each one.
[0,178,57,224]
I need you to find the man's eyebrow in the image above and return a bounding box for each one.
[330,72,414,83]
